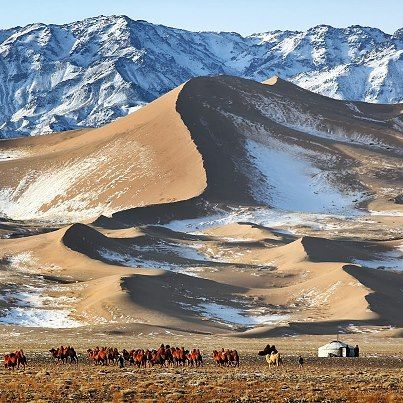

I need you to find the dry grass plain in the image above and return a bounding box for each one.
[1,331,402,402]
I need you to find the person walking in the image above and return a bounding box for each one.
[118,354,125,368]
[298,355,304,368]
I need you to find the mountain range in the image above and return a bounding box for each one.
[0,15,402,138]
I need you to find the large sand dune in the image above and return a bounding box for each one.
[0,75,402,336]
[0,85,206,222]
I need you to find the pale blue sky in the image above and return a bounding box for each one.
[1,0,401,34]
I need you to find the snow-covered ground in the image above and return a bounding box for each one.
[179,300,288,328]
[0,252,82,328]
[246,139,365,214]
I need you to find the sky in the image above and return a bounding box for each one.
[0,0,402,35]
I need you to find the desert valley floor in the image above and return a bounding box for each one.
[0,333,402,402]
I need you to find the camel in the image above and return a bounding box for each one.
[212,349,239,367]
[266,352,282,368]
[50,346,78,364]
[4,350,26,370]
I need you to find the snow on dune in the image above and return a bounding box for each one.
[0,137,153,222]
[7,251,35,270]
[0,252,82,328]
[163,207,361,236]
[252,97,393,150]
[0,286,81,328]
[352,258,402,271]
[197,303,288,327]
[0,155,109,222]
[0,307,81,328]
[369,210,403,217]
[246,139,364,214]
[0,150,27,161]
[98,242,211,271]
[6,251,60,273]
[180,300,288,328]
[352,247,403,271]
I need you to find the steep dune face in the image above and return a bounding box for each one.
[176,75,402,213]
[0,86,206,222]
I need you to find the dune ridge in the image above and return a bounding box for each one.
[0,85,206,223]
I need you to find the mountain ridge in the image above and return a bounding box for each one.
[0,15,402,138]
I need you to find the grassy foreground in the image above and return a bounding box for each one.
[1,332,402,402]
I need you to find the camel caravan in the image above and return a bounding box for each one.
[2,344,220,370]
[3,341,360,371]
[2,343,288,370]
[3,344,252,370]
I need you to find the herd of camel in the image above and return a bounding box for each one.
[3,344,285,370]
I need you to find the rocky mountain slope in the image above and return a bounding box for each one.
[0,15,402,138]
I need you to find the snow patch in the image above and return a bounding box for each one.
[0,149,27,161]
[0,252,82,328]
[369,210,403,217]
[0,308,81,328]
[246,139,364,214]
[352,249,402,271]
[98,243,211,271]
[196,302,288,327]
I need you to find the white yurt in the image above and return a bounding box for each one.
[318,340,357,357]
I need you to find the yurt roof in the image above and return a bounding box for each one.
[319,340,349,349]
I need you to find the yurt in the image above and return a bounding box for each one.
[318,340,357,357]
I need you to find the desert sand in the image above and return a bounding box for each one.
[0,85,206,223]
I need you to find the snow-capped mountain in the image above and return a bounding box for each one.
[0,15,402,138]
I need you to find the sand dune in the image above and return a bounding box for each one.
[0,75,402,336]
[2,220,401,334]
[0,85,206,222]
[1,75,402,222]
[176,76,402,210]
